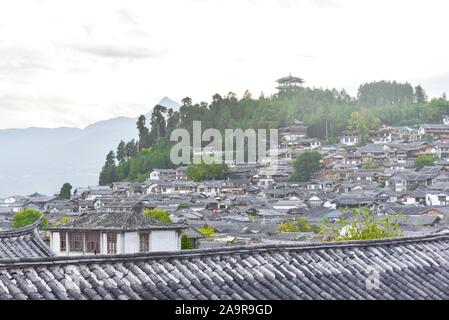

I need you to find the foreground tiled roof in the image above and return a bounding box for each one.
[0,221,54,259]
[1,232,449,299]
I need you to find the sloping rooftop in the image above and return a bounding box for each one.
[45,211,185,232]
[1,231,449,299]
[0,221,54,259]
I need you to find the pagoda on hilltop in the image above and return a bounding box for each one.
[276,74,304,92]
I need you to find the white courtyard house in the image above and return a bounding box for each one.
[45,211,185,256]
[339,130,359,146]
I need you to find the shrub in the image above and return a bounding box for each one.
[198,225,217,237]
[178,202,189,209]
[181,234,193,250]
[278,217,320,233]
[12,209,47,229]
[144,208,172,223]
[320,207,402,241]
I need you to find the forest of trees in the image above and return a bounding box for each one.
[98,80,449,185]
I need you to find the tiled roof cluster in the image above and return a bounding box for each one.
[0,221,54,259]
[0,231,449,299]
[46,211,185,231]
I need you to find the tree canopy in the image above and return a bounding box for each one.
[186,163,228,181]
[278,217,320,233]
[415,155,435,171]
[99,80,443,184]
[291,151,322,182]
[12,209,47,229]
[143,208,172,223]
[320,207,402,241]
[59,182,72,199]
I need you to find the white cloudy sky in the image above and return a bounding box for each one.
[1,0,449,129]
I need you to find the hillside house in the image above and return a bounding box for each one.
[339,130,359,146]
[149,169,177,180]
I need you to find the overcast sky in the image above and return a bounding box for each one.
[1,0,449,129]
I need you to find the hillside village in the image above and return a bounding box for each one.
[3,112,449,252]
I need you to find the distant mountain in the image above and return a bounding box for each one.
[159,96,181,112]
[0,97,180,197]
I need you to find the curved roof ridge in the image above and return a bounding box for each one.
[0,219,42,238]
[1,230,448,267]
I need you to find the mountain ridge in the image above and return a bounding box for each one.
[0,97,180,197]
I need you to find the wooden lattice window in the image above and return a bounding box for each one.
[60,232,66,251]
[69,232,83,252]
[107,233,117,254]
[139,233,149,253]
[86,232,100,254]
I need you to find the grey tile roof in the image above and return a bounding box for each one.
[45,211,185,232]
[0,221,54,259]
[2,232,449,299]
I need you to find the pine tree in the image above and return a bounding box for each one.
[59,182,72,199]
[99,151,117,185]
[125,139,139,159]
[116,140,126,163]
[137,115,151,150]
[181,234,193,250]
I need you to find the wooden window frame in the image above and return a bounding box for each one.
[107,233,117,254]
[69,232,83,252]
[60,232,66,251]
[86,232,101,254]
[139,233,149,253]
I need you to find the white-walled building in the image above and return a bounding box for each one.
[339,130,359,146]
[45,211,185,256]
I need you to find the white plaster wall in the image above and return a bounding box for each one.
[117,232,124,254]
[52,232,61,253]
[123,231,139,254]
[150,230,179,252]
[101,233,107,254]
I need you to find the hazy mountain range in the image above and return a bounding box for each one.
[0,97,180,198]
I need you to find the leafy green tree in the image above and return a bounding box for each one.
[181,234,193,250]
[137,115,151,150]
[125,139,139,159]
[361,161,380,169]
[178,202,189,209]
[144,208,172,223]
[422,134,434,142]
[357,81,414,105]
[414,85,427,104]
[166,109,180,135]
[149,104,167,142]
[12,209,47,229]
[99,151,117,185]
[291,151,321,182]
[378,177,387,188]
[347,109,380,143]
[423,98,449,122]
[415,155,435,171]
[59,217,73,225]
[116,140,126,163]
[59,182,72,199]
[198,225,217,237]
[278,217,320,233]
[320,207,402,241]
[278,221,298,232]
[186,163,228,181]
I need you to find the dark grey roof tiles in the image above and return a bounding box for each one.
[46,211,184,231]
[1,232,449,299]
[0,221,54,259]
